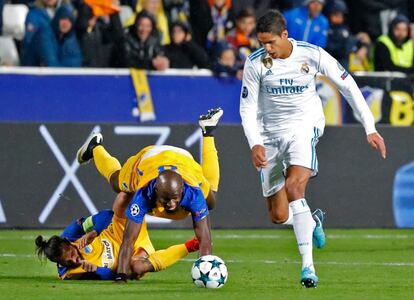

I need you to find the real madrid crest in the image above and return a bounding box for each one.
[262,57,273,69]
[301,62,309,74]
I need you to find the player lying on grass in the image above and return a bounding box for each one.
[35,191,199,280]
[76,108,223,282]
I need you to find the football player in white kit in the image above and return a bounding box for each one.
[240,10,386,288]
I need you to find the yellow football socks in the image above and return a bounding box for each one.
[92,145,121,182]
[202,137,220,192]
[148,244,189,271]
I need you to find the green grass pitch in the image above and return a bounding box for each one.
[1,229,414,300]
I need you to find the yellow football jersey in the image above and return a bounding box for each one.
[60,216,154,279]
[118,145,210,198]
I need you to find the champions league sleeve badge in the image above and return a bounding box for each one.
[262,57,273,69]
[130,203,140,216]
[301,62,310,74]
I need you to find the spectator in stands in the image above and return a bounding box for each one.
[126,0,170,45]
[325,0,352,68]
[284,0,328,48]
[163,0,190,25]
[348,39,371,73]
[21,0,71,65]
[410,22,414,43]
[226,7,259,62]
[374,14,413,74]
[206,0,235,51]
[212,41,243,80]
[76,0,124,67]
[116,10,169,70]
[22,5,82,67]
[164,21,210,69]
[346,0,409,41]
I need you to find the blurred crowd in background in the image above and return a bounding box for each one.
[0,0,413,77]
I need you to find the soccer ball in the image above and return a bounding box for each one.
[191,255,228,289]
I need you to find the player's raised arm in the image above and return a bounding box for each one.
[240,54,267,168]
[317,47,386,159]
[61,209,114,244]
[193,216,212,256]
[116,219,142,282]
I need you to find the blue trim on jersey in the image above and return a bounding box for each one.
[91,210,113,234]
[311,127,316,170]
[95,267,117,280]
[297,44,318,50]
[311,128,319,170]
[296,41,319,50]
[61,210,113,241]
[61,218,86,241]
[248,48,265,61]
[58,265,68,277]
[179,185,209,222]
[249,51,265,61]
[125,180,209,224]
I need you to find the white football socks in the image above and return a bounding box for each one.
[290,198,316,272]
[281,206,293,225]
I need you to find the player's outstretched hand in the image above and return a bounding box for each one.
[78,230,98,249]
[367,132,386,159]
[81,260,97,272]
[251,145,267,168]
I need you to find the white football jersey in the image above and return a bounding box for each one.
[240,39,376,148]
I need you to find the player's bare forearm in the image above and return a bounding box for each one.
[193,217,212,256]
[117,219,141,276]
[112,192,133,218]
[78,230,97,249]
[367,132,387,159]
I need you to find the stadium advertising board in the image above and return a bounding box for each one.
[0,124,413,229]
[0,68,412,125]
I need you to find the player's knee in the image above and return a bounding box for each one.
[206,191,216,210]
[109,171,121,193]
[285,177,306,198]
[269,211,289,224]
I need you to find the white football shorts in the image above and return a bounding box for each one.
[260,127,322,197]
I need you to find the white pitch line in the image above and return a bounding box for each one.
[212,234,412,239]
[2,254,414,267]
[181,258,414,267]
[0,253,35,258]
[0,233,412,241]
[0,235,44,240]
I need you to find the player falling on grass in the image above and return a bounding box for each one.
[240,10,386,288]
[76,108,223,283]
[35,192,200,280]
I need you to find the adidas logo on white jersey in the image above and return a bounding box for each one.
[265,69,273,76]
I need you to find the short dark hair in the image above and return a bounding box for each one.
[256,10,287,35]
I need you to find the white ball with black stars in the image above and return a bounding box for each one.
[191,255,228,288]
